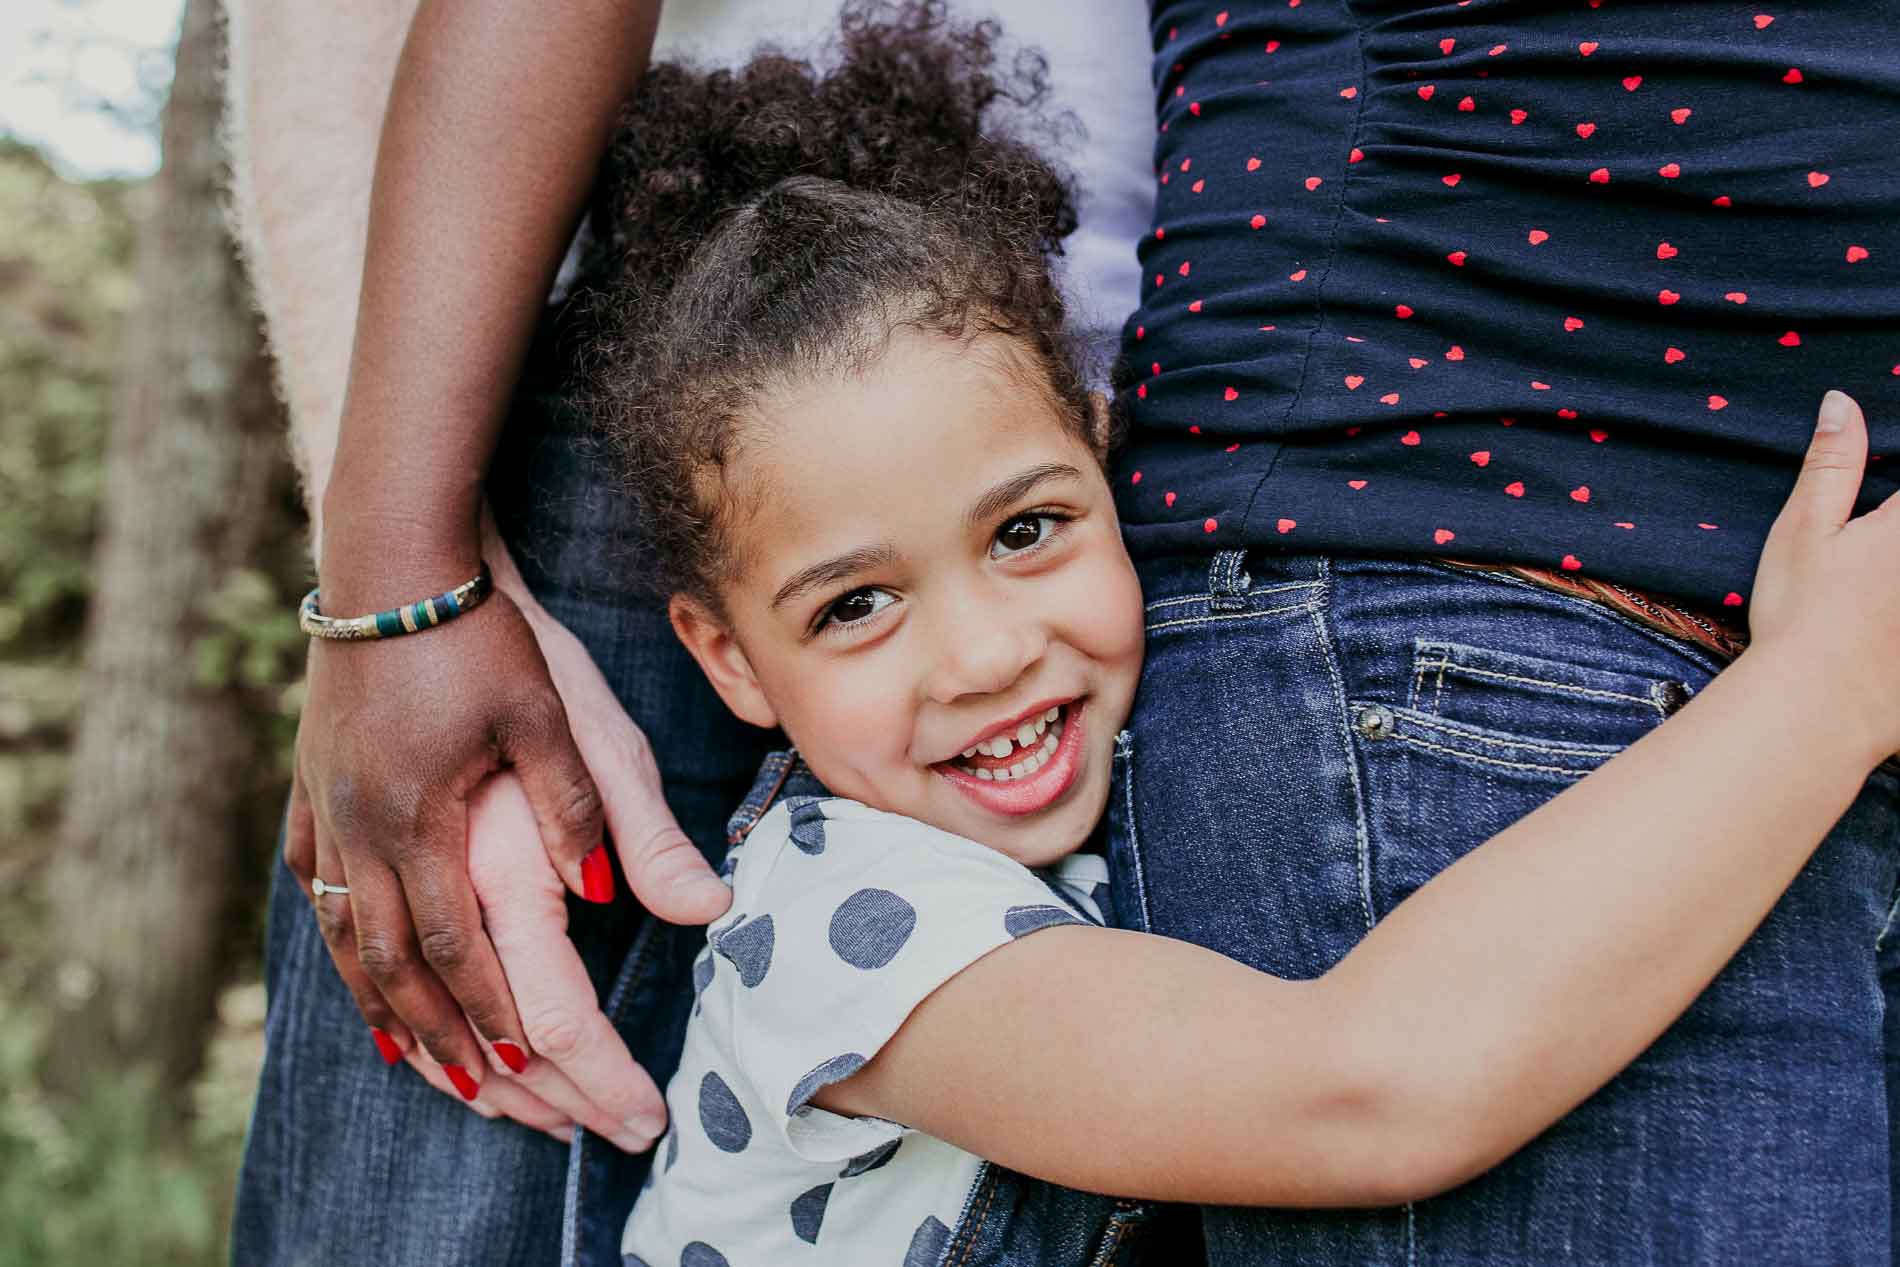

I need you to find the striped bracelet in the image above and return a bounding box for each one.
[298,564,492,641]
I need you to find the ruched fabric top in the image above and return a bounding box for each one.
[1114,0,1899,610]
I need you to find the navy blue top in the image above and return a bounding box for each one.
[1114,0,1899,610]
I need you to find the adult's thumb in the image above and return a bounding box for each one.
[1784,390,1869,535]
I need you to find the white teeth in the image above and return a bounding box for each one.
[992,766,1011,782]
[1033,717,1048,737]
[990,735,1014,758]
[976,768,993,781]
[1041,733,1058,754]
[963,747,977,759]
[1009,761,1026,779]
[1044,707,1060,723]
[1017,722,1038,748]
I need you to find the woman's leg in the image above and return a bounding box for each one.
[230,312,775,1266]
[1108,549,1899,1266]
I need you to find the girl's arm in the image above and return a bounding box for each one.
[818,392,1900,1208]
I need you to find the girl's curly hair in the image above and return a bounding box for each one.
[580,0,1090,615]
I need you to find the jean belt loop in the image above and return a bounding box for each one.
[1209,549,1251,612]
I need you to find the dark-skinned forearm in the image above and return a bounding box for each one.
[319,0,659,609]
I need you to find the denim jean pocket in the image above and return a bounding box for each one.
[1400,638,1703,761]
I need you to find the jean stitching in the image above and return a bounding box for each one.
[1390,708,1624,758]
[1419,655,1668,712]
[1393,732,1596,778]
[1310,560,1378,935]
[1115,732,1155,934]
[1143,579,1321,613]
[1876,875,1900,953]
[947,1163,1001,1267]
[1145,600,1322,634]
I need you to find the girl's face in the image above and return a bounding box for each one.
[672,329,1145,868]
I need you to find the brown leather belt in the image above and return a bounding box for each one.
[1440,559,1749,663]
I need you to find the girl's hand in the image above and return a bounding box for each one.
[1746,391,1900,770]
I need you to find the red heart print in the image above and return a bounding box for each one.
[1178,261,1192,276]
[1491,44,1509,56]
[1511,108,1530,125]
[1699,523,1720,531]
[1623,76,1643,92]
[1215,10,1228,25]
[1724,292,1748,304]
[1251,213,1267,229]
[1203,518,1219,533]
[1754,14,1774,29]
[1808,171,1830,188]
[1349,147,1366,164]
[1578,41,1599,56]
[1446,345,1467,360]
[1346,426,1362,435]
[1458,96,1476,112]
[1557,408,1579,420]
[1528,229,1549,244]
[1564,316,1585,332]
[1531,381,1552,391]
[1395,304,1415,319]
[1570,486,1591,502]
[1847,245,1870,263]
[1305,176,1324,190]
[1154,227,1166,242]
[1277,518,1298,534]
[1380,393,1401,405]
[1500,416,1517,427]
[1402,431,1422,446]
[1447,251,1468,266]
[1614,522,1635,529]
[1191,179,1206,193]
[1708,395,1729,410]
[1409,357,1429,369]
[1723,592,1745,607]
[1288,269,1308,281]
[1131,471,1143,484]
[1664,346,1687,363]
[1440,38,1456,54]
[1590,429,1609,443]
[1348,479,1368,490]
[1778,331,1801,347]
[1189,299,1204,312]
[1658,162,1681,179]
[1164,491,1176,507]
[1589,167,1611,184]
[1576,122,1598,138]
[1265,40,1280,53]
[1190,102,1202,116]
[1434,528,1457,545]
[1658,289,1681,305]
[1712,195,1732,207]
[1442,173,1463,187]
[1224,387,1239,401]
[1656,242,1678,259]
[1561,555,1583,571]
[1418,84,1436,100]
[1672,107,1693,124]
[1505,481,1526,498]
[1247,157,1262,171]
[1470,451,1492,466]
[1783,67,1803,84]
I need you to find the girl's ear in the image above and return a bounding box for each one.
[669,595,779,730]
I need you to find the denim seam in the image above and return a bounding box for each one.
[1146,599,1322,634]
[1415,649,1670,715]
[1418,561,1729,679]
[1876,875,1900,953]
[946,1163,1003,1267]
[1144,579,1322,612]
[1392,732,1596,778]
[1386,708,1624,758]
[1115,731,1155,933]
[1310,561,1378,936]
[1087,1202,1151,1267]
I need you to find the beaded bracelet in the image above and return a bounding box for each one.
[298,563,493,641]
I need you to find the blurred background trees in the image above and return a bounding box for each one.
[1,0,307,1261]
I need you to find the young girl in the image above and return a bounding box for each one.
[582,10,1900,1264]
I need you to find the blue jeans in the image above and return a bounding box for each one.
[1105,549,1900,1266]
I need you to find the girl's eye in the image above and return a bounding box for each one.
[991,514,1061,558]
[820,587,896,630]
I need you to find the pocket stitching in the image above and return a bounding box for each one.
[1432,659,1668,716]
[1389,730,1595,780]
[1377,706,1625,758]
[1145,597,1319,634]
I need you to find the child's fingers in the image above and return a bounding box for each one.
[1780,390,1869,536]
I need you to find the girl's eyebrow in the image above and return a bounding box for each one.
[964,462,1085,529]
[771,543,900,611]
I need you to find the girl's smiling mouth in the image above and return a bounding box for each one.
[934,699,1087,816]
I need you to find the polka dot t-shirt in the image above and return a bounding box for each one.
[620,795,1107,1267]
[1117,0,1899,612]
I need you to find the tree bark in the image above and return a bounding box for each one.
[44,0,290,1097]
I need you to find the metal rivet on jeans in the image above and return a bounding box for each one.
[1651,680,1692,716]
[1354,705,1397,740]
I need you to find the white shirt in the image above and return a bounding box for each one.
[621,794,1109,1267]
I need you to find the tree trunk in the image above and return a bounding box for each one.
[44,0,290,1097]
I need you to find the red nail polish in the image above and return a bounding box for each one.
[444,1064,480,1101]
[371,1027,402,1066]
[581,844,614,904]
[494,1041,529,1074]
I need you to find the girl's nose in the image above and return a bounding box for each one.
[923,612,1047,705]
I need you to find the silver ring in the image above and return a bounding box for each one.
[312,877,350,898]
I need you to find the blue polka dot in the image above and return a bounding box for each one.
[786,1052,867,1116]
[829,888,916,969]
[839,1136,901,1177]
[665,1125,679,1172]
[697,1071,751,1153]
[714,914,775,988]
[622,1254,650,1267]
[1004,904,1079,938]
[691,949,714,1012]
[905,1215,950,1267]
[786,796,829,855]
[789,1182,833,1244]
[680,1245,729,1267]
